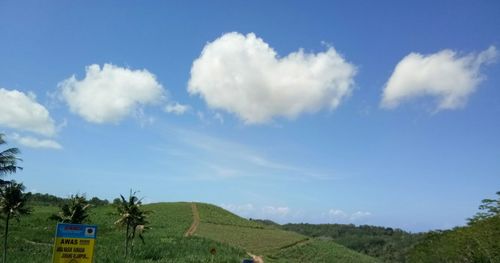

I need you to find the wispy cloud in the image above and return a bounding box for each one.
[159,127,335,181]
[10,133,62,150]
[165,102,190,115]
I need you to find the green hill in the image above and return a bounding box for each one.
[407,216,500,262]
[281,223,424,262]
[193,203,378,262]
[4,201,378,262]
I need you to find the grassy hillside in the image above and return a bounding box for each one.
[2,201,379,262]
[193,203,379,262]
[268,239,380,263]
[5,203,246,262]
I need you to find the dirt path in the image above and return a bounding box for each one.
[247,252,264,263]
[184,202,200,237]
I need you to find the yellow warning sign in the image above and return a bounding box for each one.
[52,223,97,263]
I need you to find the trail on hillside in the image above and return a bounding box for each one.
[247,252,264,263]
[184,202,200,237]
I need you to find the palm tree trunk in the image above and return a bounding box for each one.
[125,221,130,258]
[3,212,10,263]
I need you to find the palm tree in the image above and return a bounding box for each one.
[0,134,22,185]
[114,190,150,258]
[0,182,30,263]
[50,194,91,224]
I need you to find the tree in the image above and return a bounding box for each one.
[468,191,500,224]
[50,194,91,224]
[0,134,22,185]
[114,190,150,258]
[0,182,30,263]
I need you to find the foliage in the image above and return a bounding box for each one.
[89,196,109,206]
[408,216,500,263]
[0,134,22,183]
[0,181,31,263]
[49,194,91,224]
[408,191,500,263]
[267,239,379,263]
[114,190,151,258]
[27,193,66,206]
[468,191,500,224]
[281,223,423,262]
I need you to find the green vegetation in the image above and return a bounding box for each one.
[5,203,247,262]
[0,182,30,263]
[197,203,263,228]
[196,203,306,254]
[50,194,91,224]
[408,216,500,262]
[281,223,423,262]
[194,203,378,262]
[114,191,151,258]
[0,134,22,177]
[196,222,308,255]
[268,239,379,263]
[408,191,500,263]
[468,191,500,224]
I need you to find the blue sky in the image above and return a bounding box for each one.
[0,1,499,232]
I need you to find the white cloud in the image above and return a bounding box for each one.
[165,102,190,115]
[188,32,356,124]
[221,203,255,216]
[262,206,290,216]
[350,211,372,220]
[328,209,348,220]
[213,112,224,124]
[381,46,497,110]
[10,133,62,150]
[0,88,56,136]
[328,209,371,223]
[222,203,290,219]
[59,64,165,123]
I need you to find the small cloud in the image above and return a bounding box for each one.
[10,133,62,150]
[328,209,348,220]
[262,206,290,216]
[328,209,371,223]
[213,112,224,124]
[350,211,372,221]
[381,46,497,111]
[221,203,255,214]
[188,32,356,124]
[165,102,190,115]
[59,64,165,124]
[0,88,56,136]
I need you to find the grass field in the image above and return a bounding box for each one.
[267,239,379,263]
[4,203,247,263]
[1,202,378,262]
[196,222,308,255]
[194,203,378,262]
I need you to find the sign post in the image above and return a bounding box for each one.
[52,223,97,263]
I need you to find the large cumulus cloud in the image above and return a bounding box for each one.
[188,32,357,124]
